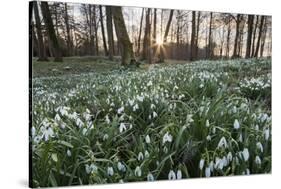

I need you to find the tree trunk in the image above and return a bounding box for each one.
[232,14,241,58]
[137,8,144,56]
[254,16,265,58]
[93,6,99,56]
[159,10,174,62]
[64,3,73,56]
[208,12,213,59]
[99,5,108,56]
[111,6,135,65]
[33,1,48,61]
[245,15,254,58]
[106,6,114,60]
[41,2,63,62]
[195,11,201,59]
[260,17,267,57]
[226,16,231,58]
[251,16,259,57]
[142,8,152,63]
[190,11,196,61]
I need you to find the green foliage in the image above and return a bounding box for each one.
[31,58,271,187]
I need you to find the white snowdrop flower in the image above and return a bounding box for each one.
[117,106,124,114]
[239,133,243,142]
[147,172,154,181]
[117,162,126,172]
[119,123,126,133]
[205,166,211,177]
[110,102,115,107]
[255,125,259,131]
[199,159,205,170]
[151,104,156,109]
[215,158,224,170]
[222,156,228,166]
[138,152,144,161]
[105,115,110,124]
[147,80,153,87]
[256,142,263,153]
[145,135,151,144]
[227,152,233,162]
[163,146,168,154]
[162,132,173,144]
[67,149,71,157]
[82,128,87,135]
[107,167,114,176]
[242,148,250,161]
[148,114,152,120]
[153,111,158,118]
[205,120,210,127]
[209,161,214,172]
[145,150,150,158]
[133,103,139,112]
[85,163,98,174]
[217,136,228,149]
[232,106,237,113]
[173,85,179,90]
[206,135,211,141]
[119,179,124,183]
[85,164,91,174]
[255,156,262,165]
[103,134,109,141]
[212,127,216,134]
[233,119,240,129]
[137,95,144,102]
[42,127,54,141]
[128,99,134,106]
[31,127,36,137]
[168,170,176,180]
[176,170,182,179]
[261,113,268,122]
[199,83,204,88]
[264,128,270,141]
[76,118,83,128]
[135,166,142,177]
[186,114,194,123]
[55,114,61,122]
[33,136,41,144]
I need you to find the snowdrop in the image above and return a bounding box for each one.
[147,80,153,86]
[152,111,158,118]
[199,159,205,170]
[105,115,110,124]
[41,126,54,141]
[255,156,262,165]
[234,119,240,129]
[145,150,150,158]
[138,152,144,161]
[117,106,124,114]
[150,103,156,109]
[206,135,211,141]
[264,128,270,141]
[227,152,233,162]
[133,103,139,111]
[205,166,211,177]
[176,170,182,179]
[168,170,176,180]
[117,162,126,172]
[31,127,36,137]
[217,136,228,149]
[67,149,71,157]
[107,167,114,176]
[256,142,263,153]
[205,119,210,127]
[242,148,250,161]
[145,135,151,144]
[147,172,154,181]
[119,123,127,133]
[85,163,98,174]
[162,132,173,144]
[103,134,109,141]
[135,166,142,177]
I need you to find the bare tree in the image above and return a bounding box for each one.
[33,1,48,61]
[190,11,196,61]
[137,8,144,56]
[254,16,265,57]
[245,15,254,58]
[41,1,63,62]
[111,6,135,65]
[99,6,108,56]
[106,6,114,60]
[208,12,213,59]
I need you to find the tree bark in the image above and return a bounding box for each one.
[254,16,265,58]
[251,16,259,57]
[159,10,174,62]
[195,11,201,59]
[232,14,241,58]
[99,5,108,56]
[226,16,231,58]
[208,12,213,59]
[137,8,144,56]
[190,11,196,61]
[245,15,254,58]
[41,1,63,62]
[64,3,73,56]
[106,6,114,60]
[260,17,267,57]
[111,6,135,65]
[33,1,48,61]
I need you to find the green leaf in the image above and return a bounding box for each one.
[57,140,74,148]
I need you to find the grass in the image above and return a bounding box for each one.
[31,57,271,187]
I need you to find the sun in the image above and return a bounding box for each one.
[156,37,163,46]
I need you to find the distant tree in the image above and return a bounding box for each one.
[99,6,108,56]
[232,14,242,58]
[195,11,201,59]
[190,11,196,61]
[64,3,73,56]
[33,1,48,61]
[208,12,213,59]
[142,8,152,63]
[137,8,144,56]
[251,16,259,57]
[106,6,114,60]
[159,10,174,62]
[111,6,135,65]
[254,16,265,58]
[245,15,254,58]
[41,1,63,62]
[260,17,268,57]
